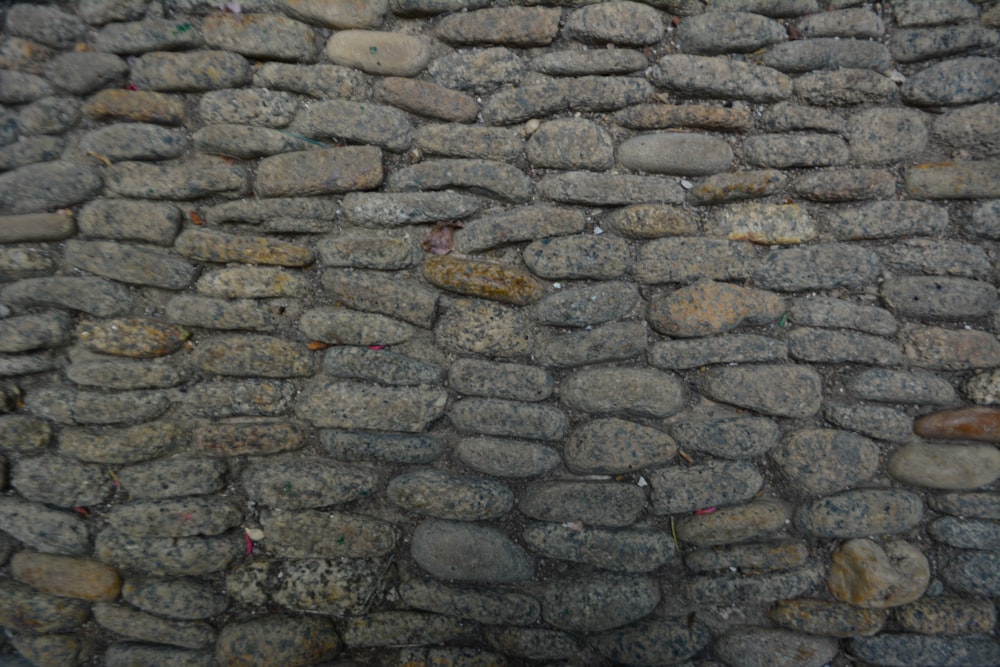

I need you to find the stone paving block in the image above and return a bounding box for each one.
[715,627,837,667]
[935,104,1000,158]
[518,480,646,528]
[0,160,102,214]
[253,62,367,99]
[539,572,659,632]
[93,18,204,53]
[902,57,1000,106]
[202,12,318,61]
[326,29,431,76]
[256,146,383,197]
[399,579,539,625]
[652,54,792,102]
[533,49,648,76]
[427,46,524,96]
[436,7,560,47]
[414,123,523,161]
[411,519,534,583]
[762,38,891,73]
[320,430,445,464]
[131,50,252,91]
[388,158,532,202]
[5,4,85,48]
[794,68,895,106]
[374,76,478,123]
[82,89,186,125]
[0,579,90,633]
[535,320,647,368]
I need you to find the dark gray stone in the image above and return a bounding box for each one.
[677,11,786,54]
[292,98,412,152]
[319,431,445,464]
[242,455,379,509]
[823,403,913,443]
[850,634,1000,667]
[929,516,1000,550]
[936,104,1000,159]
[564,2,662,45]
[324,346,442,386]
[166,295,300,333]
[199,88,298,127]
[122,577,228,621]
[106,156,248,200]
[649,335,788,369]
[411,519,534,583]
[0,310,70,353]
[0,497,90,555]
[847,368,958,405]
[787,327,902,365]
[878,239,992,279]
[523,522,676,573]
[565,417,675,475]
[448,358,552,401]
[670,417,780,460]
[540,573,659,632]
[0,70,53,104]
[483,627,581,663]
[342,191,481,226]
[0,580,90,633]
[216,615,341,666]
[760,102,846,133]
[771,429,880,495]
[530,282,639,328]
[414,123,523,161]
[12,454,111,507]
[95,529,243,576]
[45,51,128,95]
[518,480,646,527]
[795,489,924,538]
[0,135,63,170]
[596,617,711,665]
[301,308,414,346]
[895,0,978,26]
[649,459,763,514]
[0,415,51,452]
[261,509,398,559]
[253,62,367,100]
[5,4,85,49]
[105,497,242,539]
[0,246,57,282]
[716,627,837,667]
[93,603,215,650]
[685,564,825,607]
[701,364,822,418]
[538,171,684,205]
[903,57,1000,106]
[398,579,539,625]
[892,25,999,64]
[449,397,568,441]
[941,550,1000,597]
[882,277,997,320]
[201,12,318,62]
[753,244,881,291]
[117,458,227,500]
[297,380,446,432]
[256,145,383,197]
[341,611,477,648]
[93,18,204,53]
[64,240,196,290]
[635,237,754,283]
[0,160,102,214]
[435,298,533,358]
[795,68,896,106]
[532,49,647,76]
[797,7,883,38]
[79,199,180,245]
[762,38,891,73]
[427,47,524,95]
[687,538,808,572]
[455,436,560,477]
[317,234,412,269]
[561,366,686,419]
[59,421,186,464]
[387,468,513,520]
[388,159,532,203]
[652,54,792,102]
[929,492,1000,520]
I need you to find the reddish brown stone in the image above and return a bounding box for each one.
[82,89,185,125]
[11,551,121,601]
[78,318,189,358]
[422,255,544,305]
[915,407,1000,442]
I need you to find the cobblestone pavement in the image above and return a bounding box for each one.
[0,0,999,665]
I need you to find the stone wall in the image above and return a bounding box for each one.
[1,0,999,665]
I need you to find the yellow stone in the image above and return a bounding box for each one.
[422,255,544,305]
[12,551,121,601]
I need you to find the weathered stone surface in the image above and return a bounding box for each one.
[0,579,90,633]
[880,239,992,279]
[531,281,639,328]
[523,234,630,279]
[96,530,243,576]
[670,417,779,460]
[635,237,754,283]
[317,234,411,270]
[105,497,241,539]
[191,419,306,457]
[534,49,648,76]
[902,57,1000,106]
[649,460,763,515]
[427,46,524,96]
[82,89,186,125]
[564,1,662,45]
[540,573,659,632]
[60,421,187,464]
[297,380,446,432]
[279,0,387,29]
[181,380,297,418]
[122,577,228,621]
[10,552,118,602]
[744,133,848,168]
[652,54,792,102]
[519,480,645,528]
[678,11,785,54]
[324,346,441,386]
[849,368,958,405]
[829,538,930,608]
[595,617,711,666]
[411,519,533,583]
[771,429,879,496]
[78,317,188,359]
[449,397,568,441]
[198,88,298,128]
[0,497,90,555]
[13,454,111,507]
[253,61,367,99]
[707,202,814,244]
[0,69,52,104]
[322,269,437,328]
[117,457,227,500]
[375,76,478,123]
[535,321,647,368]
[850,634,1000,667]
[320,430,444,464]
[0,310,70,353]
[603,204,698,238]
[848,108,929,164]
[92,17,203,53]
[788,327,901,365]
[106,156,248,200]
[0,415,51,452]
[899,324,1000,370]
[894,0,978,26]
[619,132,733,176]
[389,159,532,202]
[539,171,684,205]
[770,599,887,638]
[483,627,579,662]
[399,579,538,626]
[792,168,897,202]
[256,146,383,197]
[342,611,477,648]
[762,38,891,73]
[193,124,315,159]
[676,499,789,547]
[64,240,196,290]
[524,521,675,573]
[527,118,613,171]
[685,564,825,607]
[686,540,808,574]
[422,255,543,305]
[46,51,128,95]
[647,279,784,337]
[929,492,1000,520]
[193,335,316,378]
[272,558,387,616]
[823,403,913,443]
[702,364,822,418]
[242,455,379,509]
[262,509,397,559]
[715,627,838,667]
[326,29,431,76]
[448,358,551,401]
[0,212,73,244]
[564,418,675,474]
[414,123,523,162]
[616,103,752,132]
[795,489,924,538]
[166,295,299,333]
[342,191,479,226]
[935,103,1000,158]
[942,550,1000,598]
[435,298,532,357]
[0,160,102,214]
[790,296,897,335]
[388,468,513,520]
[10,633,91,667]
[216,615,341,667]
[6,4,85,49]
[437,7,560,47]
[292,98,411,151]
[455,436,559,478]
[905,160,1000,199]
[929,516,1000,551]
[78,199,180,246]
[202,12,318,61]
[651,335,787,369]
[560,366,686,419]
[27,387,170,426]
[889,441,1000,490]
[794,68,896,106]
[798,7,883,38]
[753,244,881,291]
[175,228,313,267]
[131,50,251,92]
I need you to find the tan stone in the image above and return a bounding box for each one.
[647,279,785,337]
[81,89,185,125]
[707,202,816,244]
[888,440,1000,490]
[326,30,431,76]
[614,104,752,131]
[375,77,478,123]
[78,318,189,359]
[603,204,698,239]
[280,0,387,29]
[12,551,121,601]
[422,255,544,306]
[828,539,929,608]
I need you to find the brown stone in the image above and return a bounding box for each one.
[770,599,887,638]
[914,407,1000,442]
[422,255,544,305]
[828,539,929,608]
[82,89,185,125]
[11,551,121,601]
[614,104,752,131]
[175,229,314,267]
[255,146,383,197]
[375,77,478,123]
[647,279,785,337]
[690,170,786,204]
[603,204,697,239]
[78,318,189,358]
[900,324,1000,370]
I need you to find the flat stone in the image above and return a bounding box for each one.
[829,539,930,608]
[650,334,787,369]
[117,457,227,500]
[279,0,387,28]
[899,324,1000,370]
[616,103,752,132]
[242,455,379,509]
[0,135,64,171]
[181,379,297,418]
[326,29,431,76]
[619,132,733,176]
[889,441,1000,490]
[848,108,929,164]
[483,627,580,662]
[595,617,711,665]
[895,0,978,26]
[475,80,560,124]
[78,199,180,246]
[422,255,543,305]
[792,168,897,202]
[202,12,318,61]
[13,454,111,507]
[675,499,790,547]
[192,419,306,457]
[903,57,1000,106]
[649,460,763,515]
[342,611,477,648]
[64,240,196,290]
[702,364,821,418]
[448,358,551,401]
[762,38,891,73]
[10,634,90,667]
[122,577,228,621]
[0,212,73,243]
[0,351,57,377]
[16,96,80,136]
[316,234,411,270]
[934,104,1000,158]
[0,70,52,104]
[388,158,532,203]
[715,627,837,667]
[694,169,789,204]
[297,380,446,432]
[787,327,902,365]
[524,522,675,573]
[795,489,924,538]
[603,204,698,238]
[255,146,383,197]
[0,160,102,214]
[216,615,341,667]
[414,123,522,161]
[374,76,478,123]
[427,47,524,96]
[771,429,879,496]
[319,430,445,464]
[905,160,1000,199]
[292,98,411,152]
[59,421,187,464]
[560,366,686,419]
[823,403,913,443]
[0,415,51,452]
[273,558,386,616]
[565,1,662,45]
[635,237,754,283]
[175,228,312,267]
[670,417,779,460]
[686,539,808,574]
[105,497,241,539]
[388,468,513,520]
[744,133,848,168]
[456,436,560,477]
[324,346,440,386]
[848,368,958,404]
[92,17,203,53]
[540,573,659,632]
[322,269,438,328]
[531,281,639,328]
[850,634,1000,667]
[82,89,185,125]
[436,7,560,47]
[95,602,215,649]
[28,387,170,427]
[131,50,251,92]
[929,516,1000,550]
[519,480,645,527]
[253,62,367,99]
[648,279,784,338]
[95,530,243,576]
[449,397,568,440]
[942,550,1000,598]
[261,509,397,559]
[198,88,298,128]
[411,519,533,583]
[753,244,881,291]
[193,334,316,378]
[685,564,825,607]
[795,68,896,106]
[435,298,532,358]
[652,54,792,102]
[78,317,189,358]
[929,492,1000,520]
[798,7,883,38]
[166,295,299,333]
[342,191,479,226]
[564,417,675,475]
[533,49,648,76]
[0,310,70,353]
[193,124,315,159]
[45,51,128,95]
[0,497,90,555]
[0,580,90,633]
[707,202,814,244]
[790,296,897,335]
[880,239,992,279]
[884,277,998,320]
[760,101,846,133]
[526,118,614,171]
[6,4,85,48]
[106,156,248,200]
[535,320,647,368]
[539,171,684,205]
[770,599,886,637]
[399,579,538,625]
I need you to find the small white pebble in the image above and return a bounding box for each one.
[593,226,603,235]
[637,476,648,487]
[244,527,265,541]
[680,179,693,189]
[553,282,562,289]
[729,566,738,572]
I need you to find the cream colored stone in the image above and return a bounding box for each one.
[828,539,929,608]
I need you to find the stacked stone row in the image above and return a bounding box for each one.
[0,0,999,665]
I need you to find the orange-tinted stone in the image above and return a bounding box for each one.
[914,407,1000,442]
[827,539,929,608]
[12,551,121,601]
[647,279,784,337]
[78,318,189,358]
[422,255,544,305]
[82,89,185,125]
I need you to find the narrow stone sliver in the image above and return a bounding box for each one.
[0,1,999,666]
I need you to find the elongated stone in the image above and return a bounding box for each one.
[216,615,341,667]
[96,530,243,576]
[175,229,313,266]
[702,364,822,418]
[770,599,886,638]
[795,489,924,538]
[78,318,188,358]
[888,441,1000,490]
[422,255,543,305]
[564,418,675,474]
[192,335,317,378]
[297,380,447,432]
[715,627,837,667]
[192,420,306,457]
[449,397,568,441]
[540,573,659,632]
[64,240,197,290]
[0,580,90,633]
[535,321,647,369]
[435,298,532,357]
[300,307,415,346]
[261,509,397,559]
[900,324,1000,370]
[105,497,242,539]
[686,540,808,574]
[649,460,763,515]
[59,421,187,464]
[326,29,431,76]
[437,7,560,47]
[0,311,71,353]
[399,579,539,625]
[0,497,90,555]
[669,417,780,460]
[618,132,733,176]
[322,269,438,328]
[256,146,383,197]
[105,156,248,199]
[324,346,441,386]
[0,160,102,214]
[387,468,513,520]
[242,455,379,509]
[518,481,645,528]
[388,158,532,203]
[411,519,533,583]
[523,522,675,573]
[707,202,815,244]
[117,458,227,501]
[1,276,132,317]
[456,436,559,478]
[448,358,552,402]
[647,279,785,337]
[915,407,1000,442]
[850,634,1000,667]
[675,499,790,547]
[653,54,792,102]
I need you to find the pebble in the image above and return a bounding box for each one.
[523,234,629,280]
[753,244,881,291]
[762,38,891,73]
[388,158,532,203]
[906,160,1000,200]
[535,320,647,368]
[106,497,242,539]
[279,0,387,29]
[93,18,204,54]
[79,199,180,246]
[771,599,886,637]
[5,4,85,49]
[685,539,808,573]
[533,49,647,76]
[94,603,216,650]
[28,387,169,426]
[888,441,1000,490]
[64,239,196,290]
[82,89,186,125]
[436,7,560,47]
[0,351,58,377]
[342,611,477,648]
[324,346,441,386]
[272,558,387,616]
[797,167,890,199]
[11,634,90,667]
[531,281,639,328]
[851,634,1000,667]
[455,436,559,477]
[798,7,883,38]
[929,492,1000,520]
[45,51,128,95]
[848,368,958,405]
[823,402,913,443]
[564,417,676,475]
[935,104,1000,158]
[0,160,102,215]
[13,454,111,507]
[297,380,446,432]
[343,191,479,226]
[414,123,523,162]
[0,211,74,243]
[794,68,896,106]
[669,417,779,460]
[560,366,686,419]
[895,0,978,26]
[375,76,478,123]
[59,420,187,464]
[795,489,924,538]
[685,564,824,607]
[95,530,243,576]
[893,25,999,64]
[180,379,297,418]
[902,57,1000,106]
[116,457,227,500]
[915,406,1000,442]
[635,237,754,283]
[320,430,445,464]
[176,228,312,267]
[0,497,90,555]
[0,244,54,281]
[427,47,524,96]
[647,279,784,337]
[434,298,532,358]
[107,155,249,200]
[744,133,848,168]
[760,101,845,133]
[198,89,297,128]
[131,50,251,92]
[317,234,411,270]
[540,572,659,632]
[565,1,662,45]
[539,171,684,205]
[0,70,53,104]
[241,455,379,509]
[943,550,1000,598]
[790,296,897,335]
[293,98,411,151]
[602,204,698,239]
[0,579,90,633]
[0,310,70,353]
[595,616,711,666]
[326,29,431,76]
[652,54,791,102]
[193,334,316,378]
[619,132,733,176]
[202,12,318,61]
[483,627,580,662]
[680,11,786,54]
[411,519,533,583]
[261,509,397,559]
[883,277,997,320]
[78,317,189,358]
[449,397,568,441]
[701,363,822,418]
[448,358,552,401]
[715,627,837,667]
[707,202,814,244]
[524,521,675,573]
[253,62,367,100]
[526,118,613,171]
[167,295,300,333]
[399,579,539,625]
[649,460,763,515]
[879,239,991,279]
[193,124,316,159]
[322,269,438,328]
[0,415,51,452]
[616,103,753,132]
[964,370,1000,405]
[675,498,790,547]
[929,516,1000,550]
[787,327,902,365]
[122,577,228,622]
[423,255,543,305]
[829,538,930,608]
[387,468,513,520]
[256,146,383,197]
[216,615,341,667]
[900,324,1000,370]
[519,480,645,527]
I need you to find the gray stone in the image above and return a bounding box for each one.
[64,240,196,290]
[942,550,1000,598]
[317,234,412,270]
[242,455,379,509]
[191,419,306,458]
[539,171,684,205]
[560,366,686,419]
[204,196,340,225]
[292,98,411,152]
[10,633,92,667]
[850,634,1000,667]
[935,104,1000,158]
[166,295,299,333]
[770,599,887,638]
[93,18,204,54]
[823,403,914,443]
[59,421,186,464]
[888,441,1000,490]
[787,327,902,365]
[965,369,1000,405]
[0,246,57,282]
[180,380,297,418]
[565,417,676,474]
[342,191,480,226]
[45,51,128,95]
[341,611,477,648]
[883,277,997,320]
[0,70,53,104]
[448,358,552,401]
[449,397,568,441]
[0,160,102,214]
[649,460,763,515]
[0,310,70,353]
[531,282,639,328]
[13,454,111,507]
[753,244,881,291]
[106,156,248,200]
[435,298,532,358]
[201,12,318,61]
[564,1,662,45]
[619,132,733,176]
[117,458,227,500]
[716,627,837,667]
[849,108,928,164]
[399,580,539,625]
[388,159,532,203]
[744,133,848,168]
[540,573,659,632]
[198,88,299,127]
[596,617,711,665]
[483,627,581,662]
[455,437,560,477]
[0,352,59,377]
[0,580,90,633]
[707,202,815,244]
[898,597,997,635]
[795,68,896,106]
[273,558,385,616]
[906,160,1000,200]
[687,539,808,572]
[5,4,85,49]
[193,124,316,159]
[532,49,647,76]
[649,335,788,369]
[93,603,215,650]
[880,240,992,279]
[903,57,1000,106]
[256,146,383,197]
[0,415,51,452]
[131,50,251,92]
[122,577,228,622]
[427,47,524,95]
[762,38,891,73]
[790,167,896,202]
[387,468,513,520]
[320,430,445,464]
[899,324,1000,370]
[518,480,646,527]
[262,509,397,559]
[322,269,438,328]
[216,616,341,666]
[797,7,883,38]
[685,564,825,607]
[679,11,787,54]
[324,346,441,386]
[795,489,924,537]
[278,0,388,28]
[535,320,647,368]
[603,203,699,238]
[95,530,243,576]
[0,135,63,170]
[634,237,754,283]
[523,234,630,279]
[374,77,479,123]
[524,522,676,573]
[436,6,559,47]
[253,62,367,99]
[929,516,1000,550]
[297,380,446,432]
[326,29,431,76]
[0,211,74,243]
[790,296,897,335]
[526,118,613,171]
[414,123,523,162]
[411,519,533,583]
[106,497,242,538]
[78,199,180,246]
[0,497,90,555]
[892,25,999,64]
[770,429,880,496]
[760,102,846,133]
[653,54,791,102]
[848,368,958,405]
[669,417,780,460]
[895,0,978,26]
[193,334,316,378]
[702,364,822,418]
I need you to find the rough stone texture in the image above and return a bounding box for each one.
[647,279,784,337]
[411,520,533,583]
[701,364,822,418]
[828,538,930,608]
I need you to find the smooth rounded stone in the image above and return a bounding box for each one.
[106,497,242,539]
[374,77,478,123]
[763,37,891,73]
[116,457,227,501]
[292,98,411,152]
[278,558,384,615]
[261,509,397,559]
[635,237,754,283]
[131,50,251,92]
[65,239,197,290]
[422,255,543,306]
[13,454,110,507]
[326,29,430,76]
[903,57,1000,106]
[452,206,585,253]
[388,158,532,203]
[320,430,445,464]
[105,155,249,199]
[652,54,792,102]
[788,327,901,365]
[669,417,780,460]
[78,199,180,246]
[342,611,478,648]
[677,10,785,54]
[753,243,881,291]
[798,166,893,203]
[898,596,997,635]
[771,598,886,637]
[701,364,822,418]
[10,634,90,667]
[850,633,1000,667]
[105,643,214,667]
[216,615,341,667]
[322,269,437,329]
[181,380,297,418]
[602,204,697,239]
[10,551,121,601]
[342,192,479,227]
[647,279,784,338]
[685,539,809,574]
[536,320,648,369]
[649,334,788,369]
[198,88,298,128]
[241,455,379,509]
[533,49,647,76]
[448,397,568,441]
[943,550,1000,597]
[540,572,659,632]
[929,492,1000,520]
[848,368,958,405]
[929,516,1000,550]
[707,202,814,244]
[256,146,382,197]
[95,530,243,576]
[0,160,102,215]
[794,68,896,106]
[166,295,300,333]
[594,616,711,665]
[456,437,559,478]
[895,0,977,26]
[759,101,845,133]
[324,346,440,386]
[6,4,84,48]
[649,460,763,515]
[675,499,790,547]
[300,380,446,432]
[436,6,560,47]
[899,324,1000,370]
[519,480,645,528]
[531,282,639,328]
[387,468,513,520]
[399,579,539,625]
[8,388,151,428]
[935,104,1000,158]
[715,627,837,667]
[563,1,662,45]
[193,334,316,378]
[411,519,533,583]
[94,602,216,650]
[879,239,992,279]
[317,234,411,270]
[449,358,552,402]
[915,406,1000,442]
[538,171,685,206]
[175,228,313,267]
[414,124,521,163]
[564,418,676,475]
[790,296,896,335]
[888,441,1000,490]
[0,212,73,244]
[1,276,131,318]
[523,520,676,573]
[0,310,70,353]
[201,12,318,61]
[848,108,928,164]
[795,489,924,538]
[526,118,613,170]
[687,563,824,608]
[616,103,753,132]
[435,298,532,358]
[279,0,386,28]
[59,421,187,464]
[619,132,733,176]
[823,403,913,443]
[193,124,315,159]
[0,70,53,104]
[0,351,57,377]
[560,366,686,419]
[91,15,203,52]
[45,51,128,95]
[0,415,51,452]
[78,317,189,359]
[427,47,524,97]
[0,580,90,633]
[122,577,228,622]
[252,61,367,99]
[829,538,929,608]
[0,136,61,170]
[883,277,997,320]
[0,496,90,555]
[796,6,882,37]
[743,133,848,168]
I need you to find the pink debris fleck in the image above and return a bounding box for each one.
[367,345,384,351]
[244,532,254,555]
[694,507,717,515]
